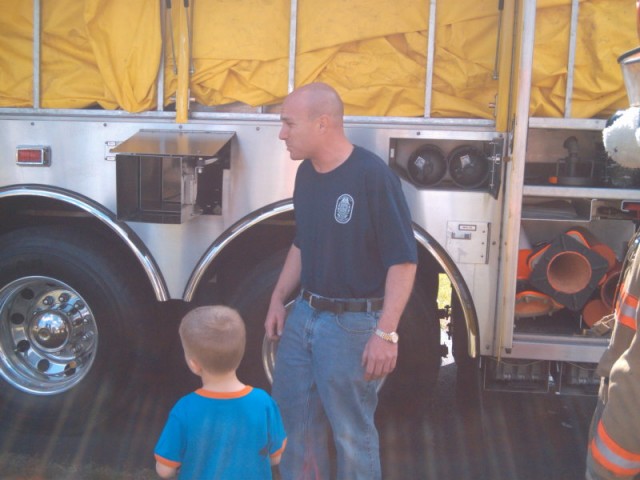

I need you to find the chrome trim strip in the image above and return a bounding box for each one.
[0,185,169,302]
[0,108,496,128]
[508,334,607,363]
[424,0,437,118]
[564,0,579,118]
[413,224,479,359]
[287,0,298,94]
[529,117,606,130]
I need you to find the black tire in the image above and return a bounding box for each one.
[228,250,442,413]
[377,271,442,414]
[0,226,154,432]
[228,249,289,392]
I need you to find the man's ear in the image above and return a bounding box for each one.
[317,113,330,133]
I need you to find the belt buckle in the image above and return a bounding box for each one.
[308,292,342,314]
[308,293,326,312]
[307,293,318,310]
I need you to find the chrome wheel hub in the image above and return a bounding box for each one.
[0,277,98,395]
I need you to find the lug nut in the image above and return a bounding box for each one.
[15,340,30,353]
[37,359,50,372]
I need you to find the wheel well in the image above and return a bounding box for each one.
[0,195,155,299]
[189,208,464,324]
[191,210,296,304]
[181,201,478,360]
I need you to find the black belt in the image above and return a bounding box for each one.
[301,289,383,314]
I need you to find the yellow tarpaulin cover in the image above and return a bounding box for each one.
[0,0,636,118]
[532,0,637,117]
[0,0,160,112]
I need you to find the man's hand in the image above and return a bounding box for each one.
[264,244,301,340]
[362,334,398,381]
[265,299,287,341]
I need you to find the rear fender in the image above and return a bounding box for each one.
[0,184,169,302]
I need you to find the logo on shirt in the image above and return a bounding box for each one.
[335,194,354,224]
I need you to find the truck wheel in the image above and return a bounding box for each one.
[228,250,288,391]
[0,226,150,432]
[229,250,442,413]
[377,272,441,413]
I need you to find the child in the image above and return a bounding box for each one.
[154,305,287,479]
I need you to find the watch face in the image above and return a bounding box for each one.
[376,328,399,344]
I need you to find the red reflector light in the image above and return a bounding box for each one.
[18,150,41,162]
[16,146,50,166]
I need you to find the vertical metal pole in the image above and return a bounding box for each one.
[496,0,536,355]
[423,0,437,118]
[175,0,190,123]
[287,0,298,93]
[564,0,579,118]
[33,0,41,109]
[157,0,166,112]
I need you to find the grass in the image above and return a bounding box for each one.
[0,453,157,480]
[437,273,452,330]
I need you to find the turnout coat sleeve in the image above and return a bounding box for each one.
[587,248,640,480]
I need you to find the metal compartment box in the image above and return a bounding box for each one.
[113,130,234,224]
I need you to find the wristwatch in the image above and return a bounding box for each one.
[375,328,399,344]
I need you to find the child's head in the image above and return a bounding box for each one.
[179,305,246,375]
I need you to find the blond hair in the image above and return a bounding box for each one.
[179,305,246,374]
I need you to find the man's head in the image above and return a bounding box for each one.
[179,305,246,375]
[279,82,346,161]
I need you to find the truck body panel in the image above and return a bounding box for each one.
[1,0,639,426]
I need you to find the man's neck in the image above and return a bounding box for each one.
[311,142,354,173]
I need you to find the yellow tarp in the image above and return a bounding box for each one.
[0,0,636,118]
[0,0,160,112]
[531,0,637,117]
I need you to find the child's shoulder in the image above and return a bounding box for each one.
[245,385,267,397]
[245,386,277,403]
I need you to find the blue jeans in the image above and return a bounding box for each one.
[272,297,383,480]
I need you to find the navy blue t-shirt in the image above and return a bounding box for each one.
[293,145,417,298]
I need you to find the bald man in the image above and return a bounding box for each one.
[265,83,418,480]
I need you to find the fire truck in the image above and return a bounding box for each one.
[0,0,637,431]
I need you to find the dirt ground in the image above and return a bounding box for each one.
[0,332,596,480]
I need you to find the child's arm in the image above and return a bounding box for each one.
[270,452,282,466]
[269,437,287,466]
[156,461,178,479]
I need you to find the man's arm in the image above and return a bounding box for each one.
[265,244,302,339]
[362,262,417,381]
